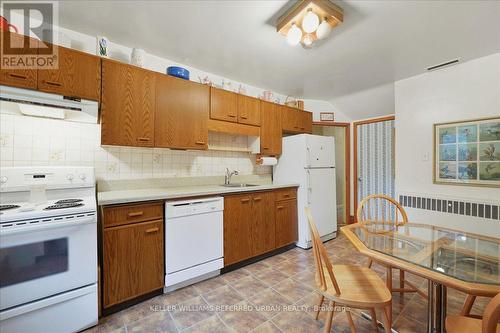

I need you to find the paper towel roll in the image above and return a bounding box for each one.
[257,157,278,166]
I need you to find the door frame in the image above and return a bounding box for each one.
[353,115,395,221]
[312,121,351,225]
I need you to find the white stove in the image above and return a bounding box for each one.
[0,166,98,333]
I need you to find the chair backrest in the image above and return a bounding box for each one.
[305,207,341,296]
[482,292,500,333]
[357,194,408,226]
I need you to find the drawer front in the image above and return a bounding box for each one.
[274,188,297,201]
[103,202,163,228]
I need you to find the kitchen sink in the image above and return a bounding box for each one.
[221,183,259,187]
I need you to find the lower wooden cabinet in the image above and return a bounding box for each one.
[275,199,298,248]
[251,192,275,256]
[102,203,164,309]
[223,194,254,266]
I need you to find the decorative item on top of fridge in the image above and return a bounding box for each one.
[96,36,109,57]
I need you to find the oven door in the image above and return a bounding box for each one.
[0,215,97,310]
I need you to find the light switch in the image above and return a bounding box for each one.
[422,152,429,161]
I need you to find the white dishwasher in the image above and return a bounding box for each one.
[164,197,224,291]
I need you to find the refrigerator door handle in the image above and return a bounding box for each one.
[307,169,312,204]
[306,147,311,168]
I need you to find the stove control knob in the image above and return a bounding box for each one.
[66,174,74,181]
[79,174,87,181]
[0,176,7,184]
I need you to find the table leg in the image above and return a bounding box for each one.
[427,281,447,333]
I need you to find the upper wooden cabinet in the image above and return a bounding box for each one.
[210,87,238,123]
[0,32,38,90]
[101,59,156,147]
[155,75,209,150]
[238,94,261,126]
[282,106,312,134]
[260,101,282,156]
[37,44,101,101]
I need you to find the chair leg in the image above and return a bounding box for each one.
[369,308,378,330]
[460,295,476,316]
[367,258,373,268]
[323,301,335,333]
[315,295,325,320]
[346,310,357,333]
[386,267,393,292]
[382,305,392,333]
[399,270,405,297]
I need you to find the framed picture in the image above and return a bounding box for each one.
[320,112,335,122]
[433,116,500,187]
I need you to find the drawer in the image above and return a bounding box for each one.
[274,188,297,201]
[102,202,164,228]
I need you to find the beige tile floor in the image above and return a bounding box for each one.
[85,234,489,333]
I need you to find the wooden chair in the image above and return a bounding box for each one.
[306,207,393,333]
[357,194,427,299]
[446,292,500,333]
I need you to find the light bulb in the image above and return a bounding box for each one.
[302,9,319,33]
[303,34,313,48]
[316,19,332,39]
[286,23,302,46]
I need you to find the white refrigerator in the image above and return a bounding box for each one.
[273,134,337,249]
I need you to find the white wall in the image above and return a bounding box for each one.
[395,53,500,236]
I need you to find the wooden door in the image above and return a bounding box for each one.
[101,60,156,147]
[103,220,164,308]
[260,101,282,155]
[275,199,298,248]
[155,75,209,150]
[238,95,261,126]
[224,194,253,266]
[37,45,101,100]
[251,192,275,256]
[0,32,38,90]
[210,87,238,123]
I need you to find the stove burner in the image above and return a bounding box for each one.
[44,203,84,210]
[0,204,20,211]
[55,199,83,204]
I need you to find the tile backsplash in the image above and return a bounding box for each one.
[0,114,271,180]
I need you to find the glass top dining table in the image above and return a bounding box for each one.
[350,222,500,285]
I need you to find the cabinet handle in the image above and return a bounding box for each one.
[128,211,144,217]
[44,80,62,87]
[137,137,150,142]
[294,126,300,129]
[195,141,206,145]
[277,205,284,209]
[283,194,290,198]
[240,115,248,119]
[8,73,27,80]
[227,114,237,118]
[262,147,270,150]
[253,197,262,201]
[240,198,250,203]
[145,227,159,234]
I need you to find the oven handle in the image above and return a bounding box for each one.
[0,216,96,236]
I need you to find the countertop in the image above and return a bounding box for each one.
[97,183,299,206]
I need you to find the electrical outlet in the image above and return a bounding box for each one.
[422,152,429,161]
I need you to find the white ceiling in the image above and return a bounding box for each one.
[58,0,500,116]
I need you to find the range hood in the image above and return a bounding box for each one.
[0,85,99,124]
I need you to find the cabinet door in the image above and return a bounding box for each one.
[101,60,156,147]
[238,94,261,126]
[275,199,298,248]
[281,106,299,132]
[300,110,313,134]
[37,45,101,100]
[155,75,209,149]
[224,194,253,266]
[210,87,238,123]
[251,192,275,256]
[0,32,38,90]
[103,220,164,308]
[260,101,282,155]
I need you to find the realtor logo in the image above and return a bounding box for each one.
[1,1,59,69]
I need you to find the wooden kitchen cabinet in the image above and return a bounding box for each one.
[237,94,261,126]
[224,193,254,266]
[260,101,282,156]
[100,59,156,147]
[37,44,101,101]
[210,87,238,123]
[251,192,275,256]
[0,32,38,90]
[275,198,298,248]
[282,106,312,134]
[155,74,209,150]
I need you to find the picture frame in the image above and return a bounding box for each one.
[433,116,500,187]
[320,112,335,122]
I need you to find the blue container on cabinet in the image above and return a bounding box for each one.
[167,66,190,80]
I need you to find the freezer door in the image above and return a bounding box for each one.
[306,135,335,168]
[306,168,337,237]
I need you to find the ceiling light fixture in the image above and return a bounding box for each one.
[277,0,343,48]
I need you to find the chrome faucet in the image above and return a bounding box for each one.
[224,168,239,185]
